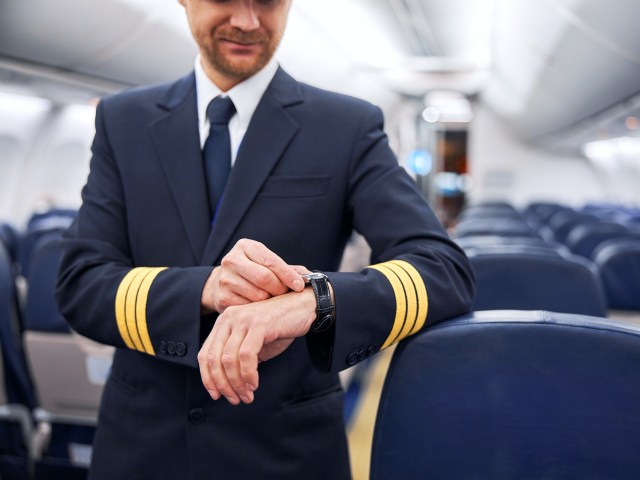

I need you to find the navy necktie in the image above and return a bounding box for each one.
[203,96,236,220]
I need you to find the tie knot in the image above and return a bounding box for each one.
[207,96,236,125]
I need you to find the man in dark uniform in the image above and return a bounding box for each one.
[56,0,475,478]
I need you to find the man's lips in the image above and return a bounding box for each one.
[221,40,261,54]
[218,34,264,45]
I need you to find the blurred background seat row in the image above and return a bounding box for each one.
[451,200,640,315]
[0,208,110,480]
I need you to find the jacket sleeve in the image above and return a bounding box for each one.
[306,105,475,373]
[55,100,211,369]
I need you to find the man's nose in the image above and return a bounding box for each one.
[229,0,260,31]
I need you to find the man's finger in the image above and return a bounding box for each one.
[218,270,271,305]
[291,265,312,276]
[198,326,221,400]
[206,321,241,405]
[222,244,290,296]
[220,325,254,404]
[243,240,304,292]
[238,328,263,391]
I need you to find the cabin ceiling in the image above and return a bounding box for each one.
[484,0,640,148]
[1,0,639,151]
[0,0,196,101]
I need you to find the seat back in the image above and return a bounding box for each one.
[455,235,560,251]
[0,223,19,266]
[469,249,607,316]
[24,234,112,419]
[454,219,539,238]
[0,343,5,406]
[565,222,632,259]
[0,244,35,407]
[372,310,640,480]
[0,243,34,479]
[24,234,69,333]
[18,209,76,278]
[547,211,598,243]
[523,202,570,224]
[25,332,111,421]
[22,230,111,477]
[458,204,522,222]
[593,239,640,310]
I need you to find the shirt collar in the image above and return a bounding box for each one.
[194,55,279,132]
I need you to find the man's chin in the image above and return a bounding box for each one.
[213,59,267,81]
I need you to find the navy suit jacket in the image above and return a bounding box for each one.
[56,68,474,479]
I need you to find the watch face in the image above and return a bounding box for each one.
[303,272,326,283]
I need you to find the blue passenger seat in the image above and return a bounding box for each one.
[24,234,70,334]
[454,219,540,238]
[565,221,637,259]
[455,235,567,254]
[456,234,548,247]
[522,202,570,225]
[24,234,112,479]
[0,244,36,408]
[593,239,640,310]
[0,242,35,479]
[371,310,640,480]
[0,222,20,268]
[467,246,607,316]
[18,209,76,278]
[547,210,598,244]
[458,204,522,222]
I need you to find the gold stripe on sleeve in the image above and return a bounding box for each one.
[115,268,146,350]
[368,263,408,349]
[125,267,151,352]
[135,267,167,355]
[390,260,429,335]
[384,262,418,341]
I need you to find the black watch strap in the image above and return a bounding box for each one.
[302,273,335,333]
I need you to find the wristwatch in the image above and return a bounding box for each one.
[302,272,335,333]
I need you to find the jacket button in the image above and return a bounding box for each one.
[176,342,187,357]
[167,341,177,355]
[367,345,378,356]
[357,349,367,362]
[346,352,358,366]
[188,408,205,424]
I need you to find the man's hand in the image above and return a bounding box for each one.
[201,238,307,314]
[198,289,317,405]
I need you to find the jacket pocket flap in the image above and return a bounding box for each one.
[259,175,331,197]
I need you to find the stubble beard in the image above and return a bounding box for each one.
[205,27,281,81]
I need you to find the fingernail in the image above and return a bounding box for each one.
[293,278,304,291]
[240,395,250,403]
[246,383,257,392]
[208,389,219,400]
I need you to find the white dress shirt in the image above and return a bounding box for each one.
[194,55,279,165]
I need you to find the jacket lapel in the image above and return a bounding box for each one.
[150,73,211,263]
[202,68,304,265]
